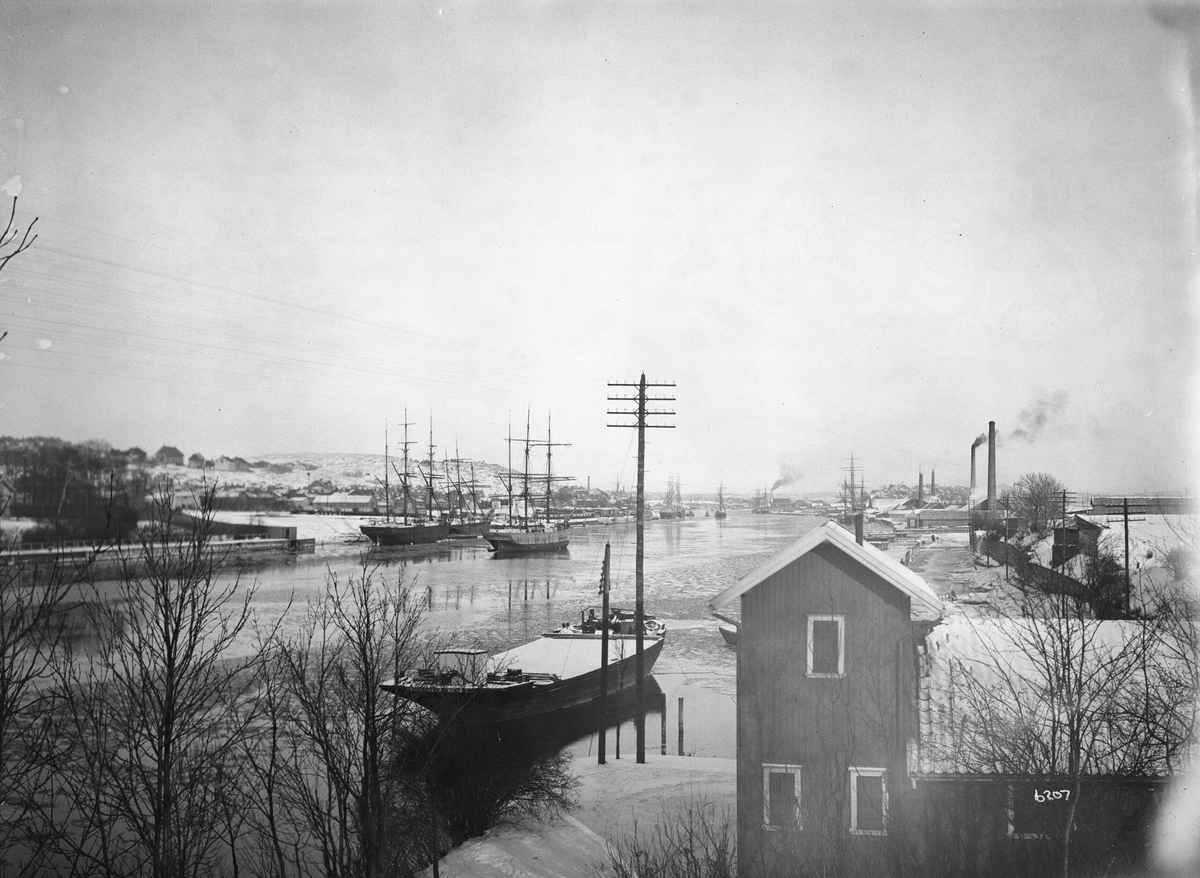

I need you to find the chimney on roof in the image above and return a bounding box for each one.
[987,421,997,513]
[854,512,864,545]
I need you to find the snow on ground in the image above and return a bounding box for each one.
[425,755,735,877]
[208,511,371,544]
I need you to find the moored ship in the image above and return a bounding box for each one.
[382,633,664,724]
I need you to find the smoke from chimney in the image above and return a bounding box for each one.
[1008,390,1069,444]
[770,464,804,493]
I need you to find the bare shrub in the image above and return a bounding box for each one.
[605,796,735,878]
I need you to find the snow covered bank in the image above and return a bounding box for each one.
[425,755,735,877]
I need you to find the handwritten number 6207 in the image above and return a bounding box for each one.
[1034,790,1070,802]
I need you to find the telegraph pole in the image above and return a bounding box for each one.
[608,374,675,763]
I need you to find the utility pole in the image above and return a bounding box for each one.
[1106,498,1145,615]
[608,374,675,763]
[598,542,611,765]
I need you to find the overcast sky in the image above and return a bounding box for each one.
[0,0,1196,497]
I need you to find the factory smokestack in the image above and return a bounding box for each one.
[987,421,997,513]
[918,471,924,504]
[931,470,935,497]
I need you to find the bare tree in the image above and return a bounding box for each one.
[52,486,262,878]
[932,589,1185,878]
[0,534,96,875]
[244,560,428,878]
[1013,473,1066,537]
[0,192,37,274]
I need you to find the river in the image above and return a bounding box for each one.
[208,511,824,759]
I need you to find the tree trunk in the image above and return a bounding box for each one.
[1059,777,1081,878]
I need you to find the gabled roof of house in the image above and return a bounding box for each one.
[710,520,943,620]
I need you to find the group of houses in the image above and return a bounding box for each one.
[710,515,1194,877]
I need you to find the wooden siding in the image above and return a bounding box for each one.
[737,541,917,876]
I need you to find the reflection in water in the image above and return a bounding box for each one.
[88,512,821,757]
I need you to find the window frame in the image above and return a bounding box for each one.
[848,766,888,835]
[762,763,802,831]
[806,614,845,678]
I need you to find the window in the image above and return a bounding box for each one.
[807,615,844,677]
[762,763,802,830]
[849,767,887,835]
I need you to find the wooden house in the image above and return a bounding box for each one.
[153,445,184,467]
[711,520,1182,877]
[710,520,942,877]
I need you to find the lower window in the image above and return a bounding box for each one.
[849,767,887,835]
[762,763,802,830]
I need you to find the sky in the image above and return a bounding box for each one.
[0,0,1196,498]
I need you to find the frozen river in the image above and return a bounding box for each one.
[213,511,823,758]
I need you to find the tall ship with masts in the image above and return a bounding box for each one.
[360,412,450,546]
[484,413,571,556]
[444,441,491,537]
[714,484,727,520]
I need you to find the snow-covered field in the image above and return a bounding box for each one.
[426,755,735,877]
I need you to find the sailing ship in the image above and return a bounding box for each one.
[359,413,450,546]
[484,413,571,556]
[443,444,491,537]
[714,484,728,520]
[657,475,689,519]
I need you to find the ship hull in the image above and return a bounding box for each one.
[360,521,450,546]
[448,519,490,538]
[383,635,664,724]
[484,529,570,555]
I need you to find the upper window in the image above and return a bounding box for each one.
[849,767,887,835]
[807,615,845,677]
[762,763,802,830]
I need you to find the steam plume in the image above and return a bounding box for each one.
[1009,390,1069,443]
[771,464,804,492]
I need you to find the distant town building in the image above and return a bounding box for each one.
[153,445,184,466]
[125,446,148,465]
[311,493,376,515]
[214,455,252,473]
[187,453,207,470]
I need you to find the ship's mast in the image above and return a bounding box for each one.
[389,409,415,525]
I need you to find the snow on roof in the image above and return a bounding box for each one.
[490,636,642,678]
[916,615,1193,778]
[710,520,943,621]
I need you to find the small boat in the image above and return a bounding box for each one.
[719,623,738,646]
[382,634,664,724]
[545,605,667,639]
